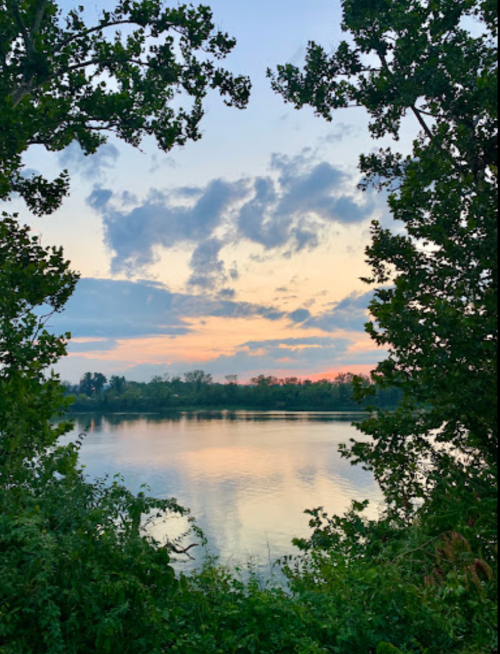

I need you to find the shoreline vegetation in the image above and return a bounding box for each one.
[64,371,403,414]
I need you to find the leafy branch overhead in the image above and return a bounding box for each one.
[269,0,497,190]
[0,0,251,215]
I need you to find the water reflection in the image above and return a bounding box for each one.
[66,412,382,572]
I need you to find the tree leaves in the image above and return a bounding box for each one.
[0,213,79,472]
[0,0,251,214]
[272,0,498,517]
[271,3,498,650]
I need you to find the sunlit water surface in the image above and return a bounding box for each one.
[66,411,383,573]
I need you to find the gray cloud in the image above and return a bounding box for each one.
[149,154,176,174]
[243,336,348,350]
[87,150,380,286]
[58,143,120,179]
[188,238,227,290]
[288,308,312,323]
[50,279,377,351]
[50,278,286,341]
[237,154,373,253]
[302,290,376,332]
[91,179,247,274]
[218,288,236,299]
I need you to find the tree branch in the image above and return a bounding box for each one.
[57,19,142,49]
[378,51,435,143]
[167,542,199,560]
[11,54,167,107]
[5,0,34,57]
[56,17,188,51]
[32,0,49,35]
[6,0,47,107]
[410,104,435,141]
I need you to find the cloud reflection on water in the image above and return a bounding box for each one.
[68,412,383,571]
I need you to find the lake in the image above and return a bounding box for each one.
[66,411,383,574]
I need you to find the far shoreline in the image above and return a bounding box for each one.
[66,406,373,416]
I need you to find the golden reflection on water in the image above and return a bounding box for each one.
[68,412,383,569]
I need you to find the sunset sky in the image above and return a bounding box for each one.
[10,0,417,384]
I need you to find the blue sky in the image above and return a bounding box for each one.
[11,0,419,383]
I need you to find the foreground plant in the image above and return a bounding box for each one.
[0,214,200,652]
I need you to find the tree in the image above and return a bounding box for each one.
[271,0,498,519]
[93,372,108,395]
[0,1,248,646]
[0,213,78,476]
[183,370,213,392]
[271,8,497,649]
[109,375,127,394]
[250,375,279,387]
[79,372,94,397]
[0,0,251,215]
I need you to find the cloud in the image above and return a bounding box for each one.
[149,154,176,173]
[288,308,312,323]
[68,339,119,353]
[87,149,381,284]
[242,336,347,350]
[237,154,374,253]
[57,338,387,384]
[58,143,120,179]
[218,288,236,299]
[324,123,361,144]
[166,335,354,377]
[50,278,286,341]
[87,188,113,211]
[91,179,247,274]
[302,290,376,333]
[48,279,378,358]
[188,238,227,290]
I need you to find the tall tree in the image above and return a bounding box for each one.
[79,372,94,397]
[93,372,108,395]
[0,0,251,215]
[270,0,498,519]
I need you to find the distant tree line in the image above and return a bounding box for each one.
[64,370,402,412]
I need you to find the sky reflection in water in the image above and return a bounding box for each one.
[67,412,383,572]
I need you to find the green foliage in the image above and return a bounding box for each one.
[0,0,251,214]
[0,452,191,654]
[271,0,498,515]
[270,0,498,651]
[377,645,404,654]
[283,499,498,654]
[66,370,402,412]
[0,213,78,475]
[0,212,198,653]
[1,0,498,651]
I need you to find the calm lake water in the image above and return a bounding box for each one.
[66,411,383,573]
